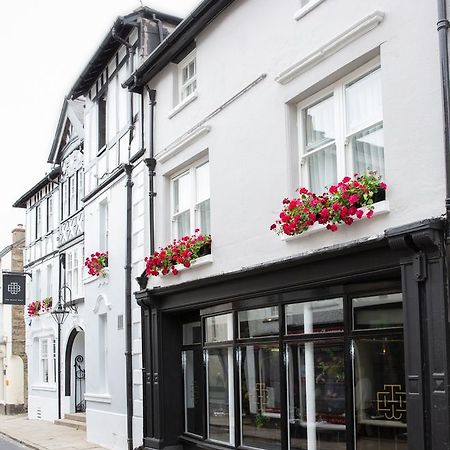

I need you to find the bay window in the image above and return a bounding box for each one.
[299,61,384,194]
[171,160,210,239]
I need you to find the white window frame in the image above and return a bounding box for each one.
[179,51,197,103]
[39,337,55,384]
[65,246,82,298]
[170,157,210,240]
[297,58,383,192]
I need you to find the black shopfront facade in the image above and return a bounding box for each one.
[136,219,450,450]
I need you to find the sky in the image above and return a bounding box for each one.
[0,0,199,248]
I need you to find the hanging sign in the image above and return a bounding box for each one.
[2,273,26,305]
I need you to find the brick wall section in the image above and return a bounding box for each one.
[10,226,27,410]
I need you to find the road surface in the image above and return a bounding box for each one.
[0,436,28,450]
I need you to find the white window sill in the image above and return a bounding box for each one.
[31,384,57,392]
[282,200,389,242]
[84,393,112,404]
[294,0,326,21]
[168,92,198,119]
[176,253,213,272]
[83,268,109,285]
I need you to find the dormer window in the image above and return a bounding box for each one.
[179,52,197,102]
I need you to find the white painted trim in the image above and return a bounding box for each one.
[293,0,326,21]
[281,200,390,241]
[31,384,57,392]
[175,253,213,273]
[84,393,112,404]
[275,11,385,85]
[157,125,211,163]
[168,91,198,119]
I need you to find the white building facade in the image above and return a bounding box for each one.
[124,1,450,450]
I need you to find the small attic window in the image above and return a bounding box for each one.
[179,52,197,102]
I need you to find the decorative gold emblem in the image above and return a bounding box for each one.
[376,384,406,420]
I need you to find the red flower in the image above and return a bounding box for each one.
[329,185,338,194]
[342,176,351,183]
[366,210,374,219]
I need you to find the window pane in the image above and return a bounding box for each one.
[208,348,234,444]
[351,124,384,178]
[205,314,233,343]
[346,68,382,133]
[288,342,346,450]
[304,96,335,149]
[197,199,211,235]
[241,345,281,450]
[352,293,403,330]
[196,163,210,203]
[306,144,337,194]
[239,307,279,338]
[354,337,407,450]
[286,299,344,335]
[174,210,191,240]
[173,172,191,214]
[184,348,204,436]
[183,322,202,345]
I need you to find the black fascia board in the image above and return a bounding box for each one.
[13,176,52,209]
[47,98,69,163]
[68,8,182,100]
[123,0,237,92]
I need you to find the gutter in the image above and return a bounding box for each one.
[437,0,450,238]
[123,0,236,91]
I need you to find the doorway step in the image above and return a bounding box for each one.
[54,412,86,431]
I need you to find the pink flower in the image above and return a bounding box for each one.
[356,209,364,219]
[366,210,374,219]
[349,194,360,205]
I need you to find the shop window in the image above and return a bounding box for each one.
[288,341,346,450]
[183,321,204,436]
[352,293,403,330]
[180,292,406,450]
[238,306,279,338]
[171,160,210,240]
[298,62,383,194]
[353,337,407,449]
[240,344,282,449]
[207,347,234,444]
[286,298,343,335]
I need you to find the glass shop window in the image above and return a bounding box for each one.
[238,306,279,338]
[182,321,204,437]
[205,313,233,343]
[352,293,403,330]
[287,341,346,450]
[353,337,407,449]
[240,344,282,449]
[286,298,344,335]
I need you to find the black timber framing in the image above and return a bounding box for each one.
[135,218,450,450]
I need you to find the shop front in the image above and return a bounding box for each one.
[136,219,450,450]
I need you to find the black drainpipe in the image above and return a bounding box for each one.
[144,88,157,256]
[111,27,134,450]
[437,0,450,237]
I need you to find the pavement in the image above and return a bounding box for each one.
[0,415,106,450]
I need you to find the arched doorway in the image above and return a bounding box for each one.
[65,328,85,413]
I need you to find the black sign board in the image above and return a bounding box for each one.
[2,273,26,305]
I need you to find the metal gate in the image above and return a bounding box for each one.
[74,355,86,413]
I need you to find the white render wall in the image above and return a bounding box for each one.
[139,0,445,290]
[83,166,145,450]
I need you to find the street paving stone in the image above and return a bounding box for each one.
[0,415,106,450]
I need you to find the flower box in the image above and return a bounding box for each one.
[145,231,212,277]
[271,172,387,237]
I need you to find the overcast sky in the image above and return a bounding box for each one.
[0,0,199,248]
